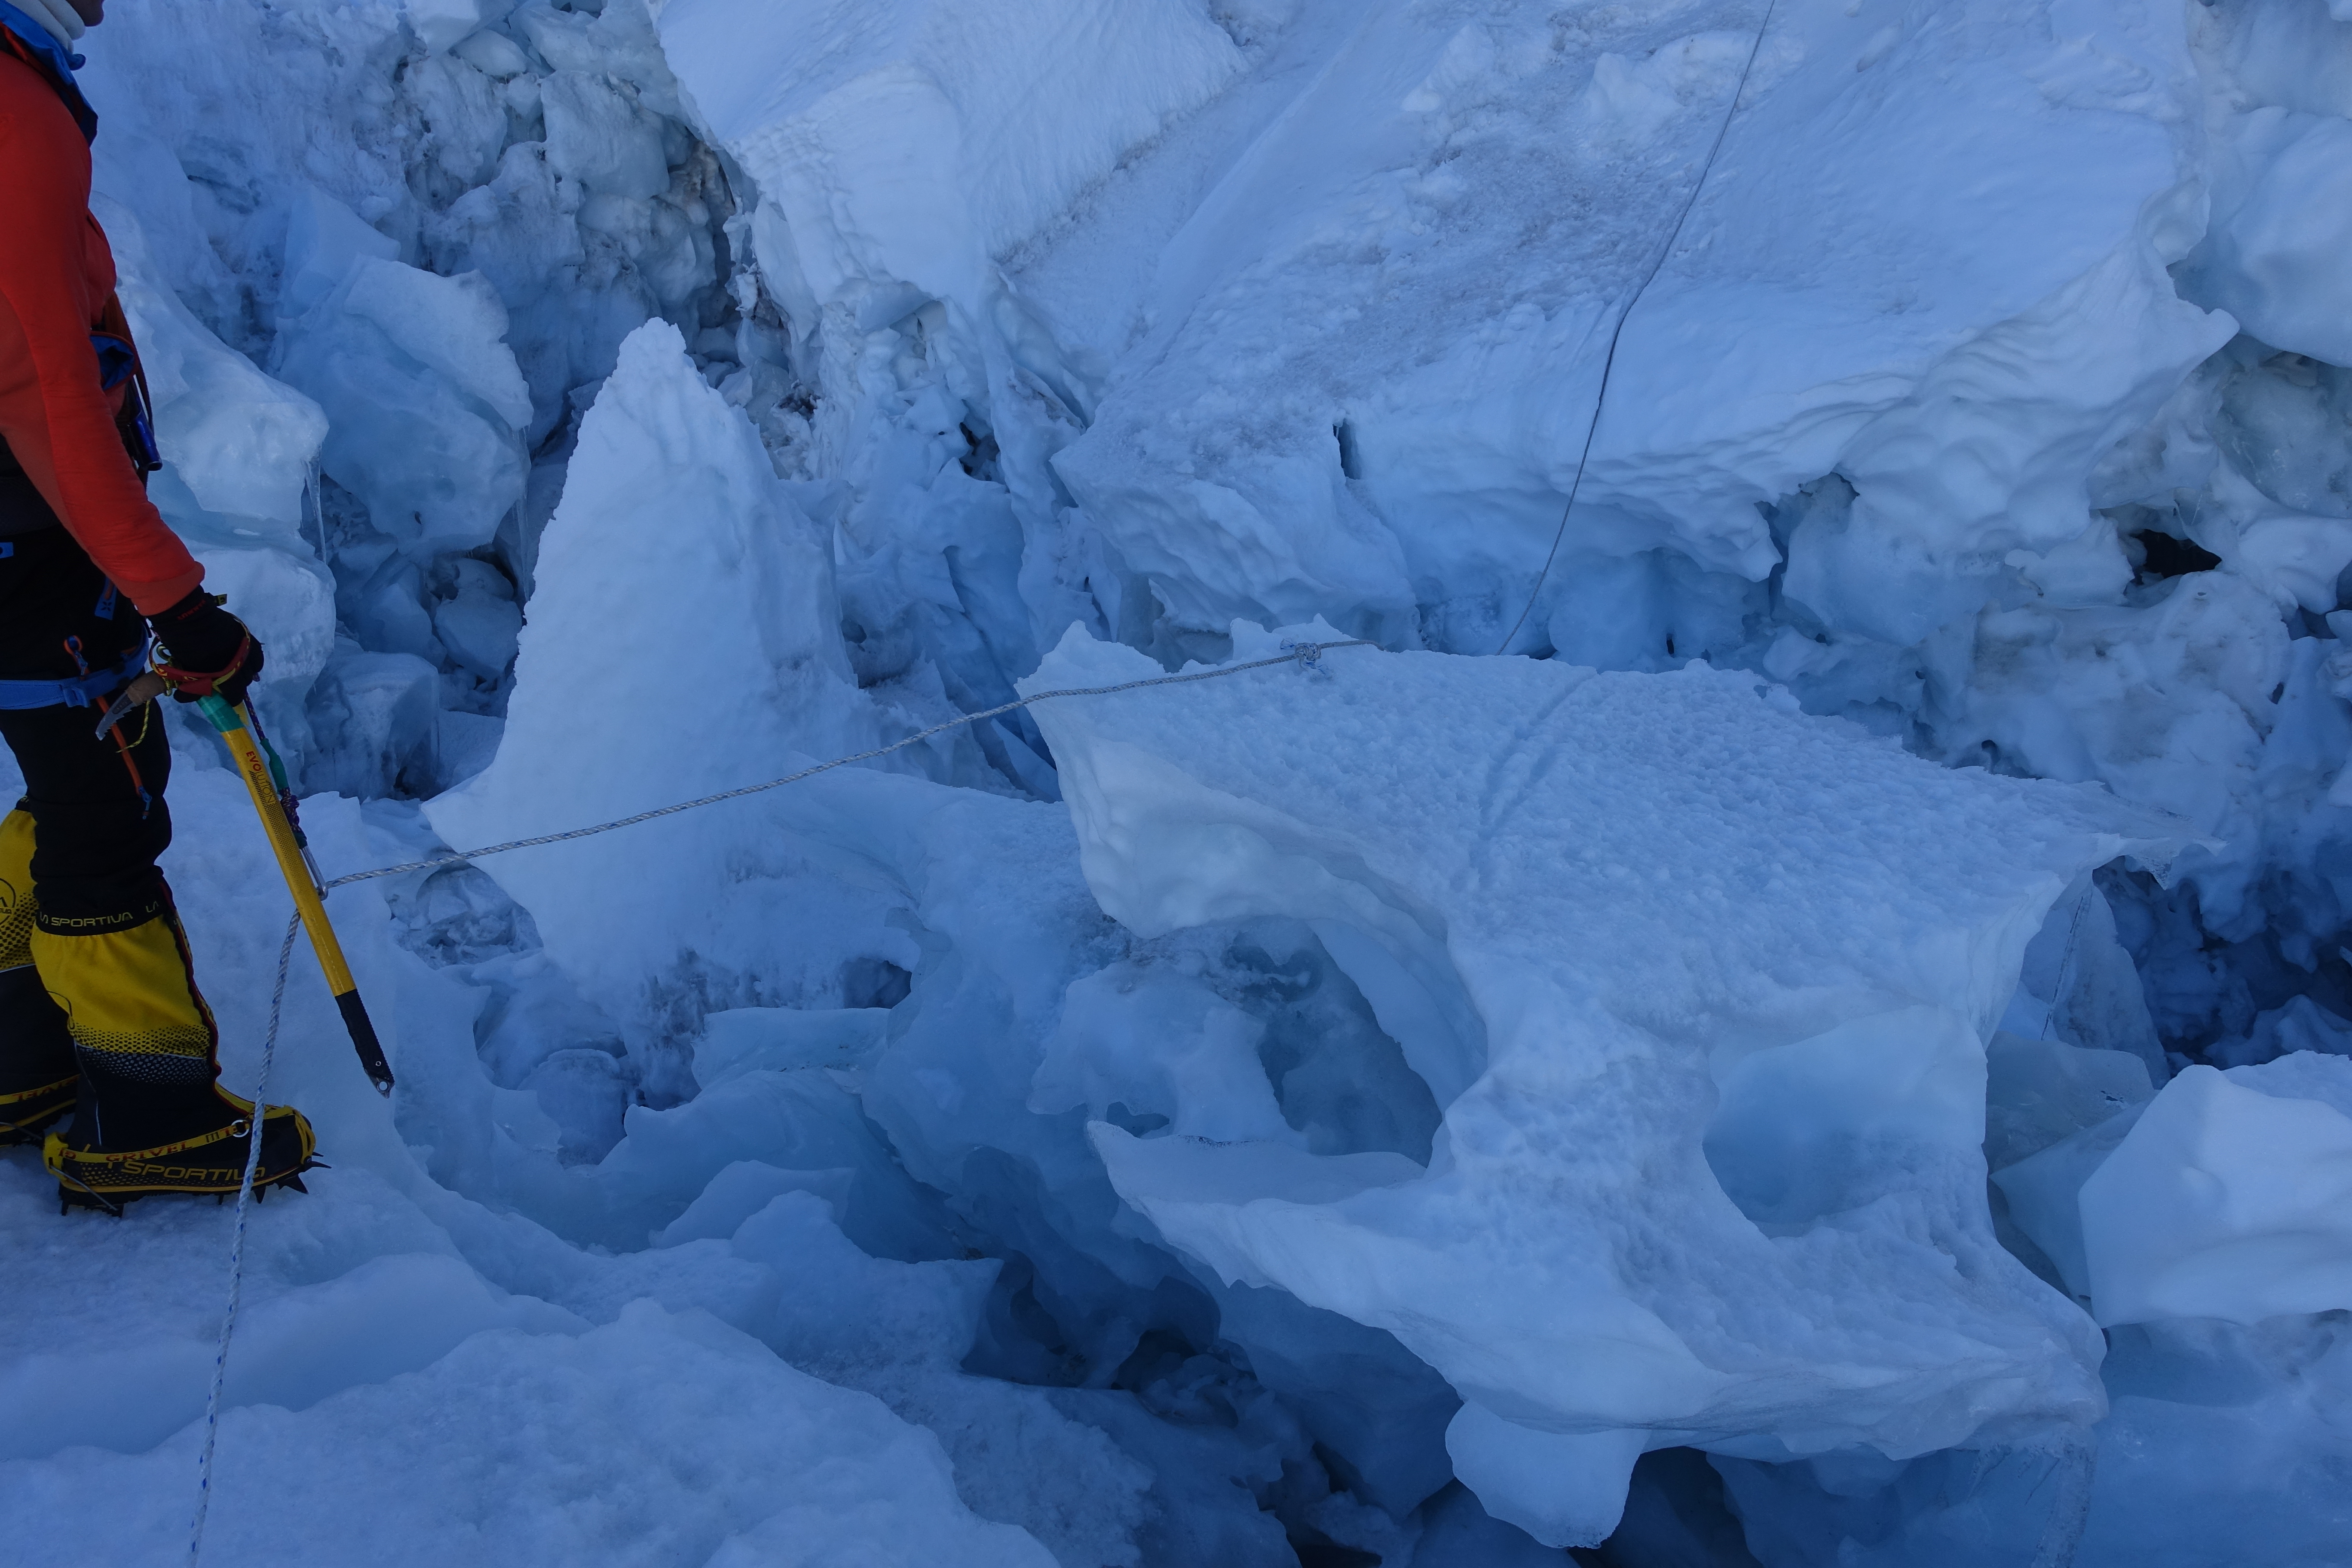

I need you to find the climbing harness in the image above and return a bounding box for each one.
[0,640,144,710]
[1494,0,1779,656]
[183,635,1373,1565]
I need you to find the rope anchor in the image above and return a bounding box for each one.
[1280,639,1333,676]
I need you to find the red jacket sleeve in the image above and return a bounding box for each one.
[0,53,202,617]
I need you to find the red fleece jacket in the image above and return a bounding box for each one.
[0,47,202,616]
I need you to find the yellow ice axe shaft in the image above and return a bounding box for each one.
[200,696,395,1095]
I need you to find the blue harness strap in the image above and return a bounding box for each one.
[0,640,147,710]
[89,333,135,391]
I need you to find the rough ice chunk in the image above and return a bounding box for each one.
[660,0,1243,308]
[176,532,338,714]
[433,710,505,792]
[655,1162,854,1246]
[403,0,499,56]
[2073,1314,2352,1566]
[472,949,624,1088]
[90,193,336,757]
[1027,621,2184,1543]
[1444,1406,1648,1549]
[343,258,536,432]
[1990,1098,2146,1304]
[428,319,883,1025]
[2079,1056,2352,1326]
[2208,994,2352,1069]
[2190,110,2352,367]
[2003,878,2168,1083]
[274,191,530,554]
[1984,1032,2153,1173]
[282,186,401,318]
[432,585,524,681]
[542,70,671,200]
[1034,963,1300,1146]
[99,196,327,536]
[521,1047,634,1164]
[454,26,533,80]
[1935,572,2282,937]
[1721,1314,2352,1567]
[305,650,441,800]
[1783,247,2235,646]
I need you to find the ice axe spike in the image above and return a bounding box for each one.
[197,695,395,1096]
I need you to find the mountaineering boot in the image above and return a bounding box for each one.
[31,885,314,1210]
[0,812,75,1143]
[0,968,77,1143]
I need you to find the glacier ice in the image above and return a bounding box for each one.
[1026,621,2180,1541]
[4,0,2352,1561]
[274,188,534,557]
[2080,1054,2352,1326]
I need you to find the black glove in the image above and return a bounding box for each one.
[150,589,265,706]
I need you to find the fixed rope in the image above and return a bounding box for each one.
[187,915,298,1567]
[184,635,1372,1565]
[315,639,1374,892]
[1493,0,1780,655]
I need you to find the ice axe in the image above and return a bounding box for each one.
[190,691,396,1096]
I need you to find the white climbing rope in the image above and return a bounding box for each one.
[314,639,1375,893]
[1493,0,1780,656]
[187,914,297,1568]
[184,635,1374,1563]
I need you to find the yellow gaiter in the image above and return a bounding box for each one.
[0,808,77,1140]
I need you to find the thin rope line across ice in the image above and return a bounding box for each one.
[187,637,1373,1562]
[316,639,1375,891]
[188,915,297,1568]
[1493,0,1780,656]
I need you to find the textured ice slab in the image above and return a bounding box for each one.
[1029,0,2226,649]
[1027,623,2184,1544]
[2192,110,2352,367]
[2080,1054,2352,1326]
[660,0,1241,313]
[98,196,327,539]
[273,187,533,556]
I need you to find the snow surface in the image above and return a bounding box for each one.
[3,0,2351,1562]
